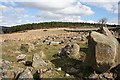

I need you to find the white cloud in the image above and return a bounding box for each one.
[0,0,118,26]
[79,0,119,14]
[19,0,94,22]
[0,4,28,26]
[54,2,94,16]
[19,0,76,11]
[0,0,95,26]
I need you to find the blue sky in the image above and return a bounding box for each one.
[0,0,119,26]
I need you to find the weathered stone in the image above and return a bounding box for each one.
[87,27,119,72]
[39,51,47,60]
[89,73,99,79]
[60,44,80,59]
[56,67,61,71]
[49,41,60,45]
[20,43,34,52]
[13,67,24,79]
[0,59,13,70]
[0,69,15,79]
[89,72,114,79]
[18,67,33,79]
[20,44,29,52]
[16,54,26,63]
[1,70,15,79]
[32,53,47,68]
[65,73,70,77]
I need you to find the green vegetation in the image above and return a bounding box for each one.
[2,39,89,78]
[3,22,118,33]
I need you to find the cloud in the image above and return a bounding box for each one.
[0,0,118,26]
[0,4,29,26]
[19,0,76,11]
[19,0,94,22]
[79,0,119,14]
[0,0,95,26]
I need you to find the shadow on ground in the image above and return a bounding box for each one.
[51,56,94,79]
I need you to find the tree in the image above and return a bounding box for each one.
[98,18,107,27]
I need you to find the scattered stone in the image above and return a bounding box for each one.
[20,43,34,52]
[89,72,114,79]
[18,67,33,79]
[87,27,120,72]
[16,54,26,63]
[89,73,99,79]
[60,43,80,59]
[56,67,61,71]
[32,53,47,68]
[65,73,70,77]
[20,43,29,52]
[0,70,15,79]
[49,41,60,45]
[0,59,13,70]
[13,67,24,79]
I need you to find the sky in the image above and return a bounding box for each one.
[0,0,119,27]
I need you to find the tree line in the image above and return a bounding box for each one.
[2,22,118,33]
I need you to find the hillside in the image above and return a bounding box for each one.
[2,22,119,33]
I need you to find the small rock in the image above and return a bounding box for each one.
[20,43,29,52]
[18,67,33,79]
[65,73,70,77]
[16,54,26,63]
[0,59,13,70]
[56,67,61,71]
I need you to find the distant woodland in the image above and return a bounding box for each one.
[2,22,119,33]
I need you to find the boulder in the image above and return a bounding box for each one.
[32,53,47,68]
[0,69,15,79]
[20,43,34,52]
[0,59,13,70]
[18,67,33,79]
[20,44,29,52]
[16,54,26,63]
[13,67,24,79]
[60,44,80,59]
[87,27,120,72]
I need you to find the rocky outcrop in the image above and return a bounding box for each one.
[32,53,47,68]
[60,44,80,59]
[87,27,120,72]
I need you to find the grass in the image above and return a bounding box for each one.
[2,39,90,79]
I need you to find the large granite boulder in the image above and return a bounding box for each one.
[60,43,80,59]
[87,27,120,72]
[32,53,47,68]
